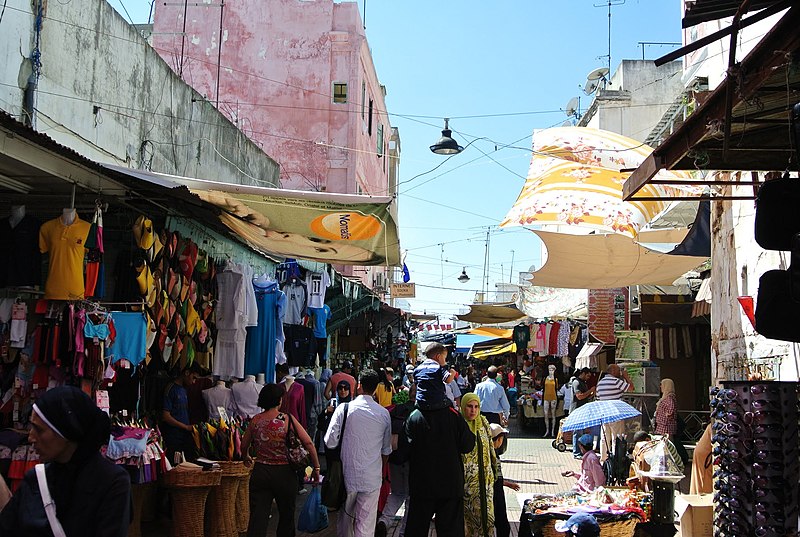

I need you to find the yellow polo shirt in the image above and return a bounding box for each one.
[39,216,91,300]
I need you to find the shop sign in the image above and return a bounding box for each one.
[615,330,650,361]
[390,283,416,298]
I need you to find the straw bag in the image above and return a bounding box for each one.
[284,414,311,472]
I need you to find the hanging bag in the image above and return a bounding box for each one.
[35,464,67,537]
[284,413,311,472]
[321,402,349,509]
[297,486,329,533]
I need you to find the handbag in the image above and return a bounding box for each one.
[284,413,311,472]
[321,402,349,509]
[35,464,67,537]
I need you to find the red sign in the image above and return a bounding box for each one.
[588,288,629,344]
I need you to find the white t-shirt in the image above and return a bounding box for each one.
[306,270,331,309]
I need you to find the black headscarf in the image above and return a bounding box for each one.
[336,380,352,403]
[33,386,111,462]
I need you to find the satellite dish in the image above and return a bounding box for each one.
[587,67,610,81]
[561,120,572,127]
[565,97,579,117]
[583,79,599,95]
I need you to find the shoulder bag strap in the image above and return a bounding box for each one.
[35,464,67,537]
[335,402,349,450]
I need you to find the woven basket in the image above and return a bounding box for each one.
[206,463,245,537]
[161,470,221,537]
[235,468,253,533]
[539,517,637,537]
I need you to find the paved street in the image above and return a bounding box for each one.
[296,416,580,537]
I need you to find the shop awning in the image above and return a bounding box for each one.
[457,303,526,324]
[467,327,514,339]
[455,334,497,353]
[575,342,603,369]
[528,229,707,289]
[106,166,401,266]
[469,339,517,360]
[623,5,800,202]
[517,285,587,319]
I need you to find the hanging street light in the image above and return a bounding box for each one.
[458,268,470,283]
[430,118,464,155]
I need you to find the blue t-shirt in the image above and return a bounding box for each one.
[162,383,190,448]
[414,358,451,407]
[309,305,331,338]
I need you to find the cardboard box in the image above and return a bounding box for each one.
[674,494,713,537]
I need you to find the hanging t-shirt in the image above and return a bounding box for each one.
[0,215,41,288]
[39,216,92,300]
[216,269,245,330]
[305,270,331,309]
[513,324,530,348]
[107,312,147,366]
[309,305,331,339]
[283,282,307,325]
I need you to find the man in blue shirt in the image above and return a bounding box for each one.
[162,364,202,463]
[474,366,510,425]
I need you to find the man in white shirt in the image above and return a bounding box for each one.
[325,370,392,537]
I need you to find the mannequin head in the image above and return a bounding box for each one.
[548,365,557,378]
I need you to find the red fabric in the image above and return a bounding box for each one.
[378,461,391,513]
[279,381,307,429]
[548,322,560,355]
[85,261,100,297]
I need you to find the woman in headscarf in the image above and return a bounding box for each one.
[374,367,396,408]
[0,386,131,536]
[654,378,677,436]
[460,393,497,537]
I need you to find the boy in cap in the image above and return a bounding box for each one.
[555,513,601,537]
[489,423,519,537]
[561,434,605,493]
[413,342,457,410]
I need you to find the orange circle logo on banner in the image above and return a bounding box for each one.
[310,213,381,241]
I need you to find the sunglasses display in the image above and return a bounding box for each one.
[711,381,800,537]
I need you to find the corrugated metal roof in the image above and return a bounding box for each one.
[682,0,787,28]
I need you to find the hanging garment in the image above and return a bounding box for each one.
[305,270,331,309]
[244,281,281,382]
[284,324,317,368]
[283,281,308,325]
[215,269,246,330]
[275,290,288,365]
[237,264,259,327]
[276,259,302,285]
[557,320,570,357]
[213,328,247,379]
[279,380,307,428]
[107,312,146,367]
[0,215,42,288]
[548,321,560,355]
[533,323,547,354]
[39,216,92,300]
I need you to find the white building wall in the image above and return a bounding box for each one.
[0,0,279,185]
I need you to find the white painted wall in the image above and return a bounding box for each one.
[0,0,279,185]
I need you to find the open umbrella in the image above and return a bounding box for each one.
[561,399,641,432]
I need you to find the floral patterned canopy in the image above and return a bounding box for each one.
[500,127,700,238]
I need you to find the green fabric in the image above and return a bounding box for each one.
[462,414,496,537]
[460,393,482,434]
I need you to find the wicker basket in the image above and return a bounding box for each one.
[235,467,253,533]
[539,517,637,537]
[206,462,246,537]
[161,469,221,537]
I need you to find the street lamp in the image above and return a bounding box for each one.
[458,268,470,283]
[430,118,464,155]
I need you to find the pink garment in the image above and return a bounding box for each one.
[280,380,307,429]
[534,324,547,354]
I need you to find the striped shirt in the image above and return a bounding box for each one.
[595,375,630,400]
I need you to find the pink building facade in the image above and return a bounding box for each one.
[152,0,399,285]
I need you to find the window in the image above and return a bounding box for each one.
[361,81,366,119]
[333,83,347,104]
[377,124,384,156]
[368,98,373,136]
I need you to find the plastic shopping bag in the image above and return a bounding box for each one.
[298,486,329,533]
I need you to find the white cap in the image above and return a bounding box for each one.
[488,423,509,438]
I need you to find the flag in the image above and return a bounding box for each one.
[402,263,411,283]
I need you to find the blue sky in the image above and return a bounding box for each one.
[108,0,682,320]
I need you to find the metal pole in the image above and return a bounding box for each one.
[510,250,515,283]
[215,2,225,108]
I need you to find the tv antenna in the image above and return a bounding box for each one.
[594,0,625,79]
